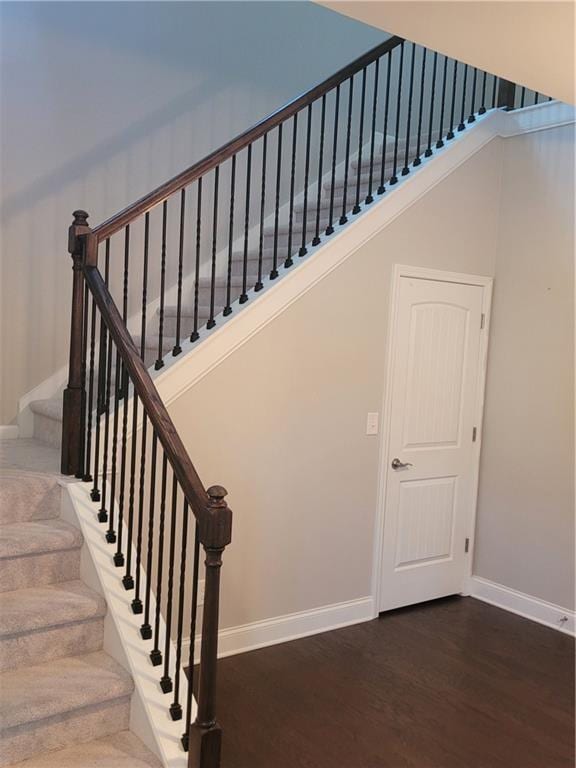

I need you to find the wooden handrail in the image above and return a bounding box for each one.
[92,35,404,241]
[83,256,209,519]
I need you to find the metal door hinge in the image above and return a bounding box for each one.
[480,313,485,329]
[465,537,470,553]
[472,426,477,442]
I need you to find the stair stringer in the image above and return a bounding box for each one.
[153,107,507,408]
[61,480,190,768]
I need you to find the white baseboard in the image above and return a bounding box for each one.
[0,425,19,439]
[184,596,374,661]
[470,576,575,636]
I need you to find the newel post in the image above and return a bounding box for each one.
[61,210,91,476]
[497,78,516,110]
[188,486,232,768]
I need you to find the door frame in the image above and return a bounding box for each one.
[371,264,494,616]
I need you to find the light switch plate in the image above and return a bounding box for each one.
[366,412,379,435]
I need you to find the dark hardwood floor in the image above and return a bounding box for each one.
[216,596,574,768]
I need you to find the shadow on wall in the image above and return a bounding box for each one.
[0,0,384,423]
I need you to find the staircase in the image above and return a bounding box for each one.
[0,468,162,767]
[4,28,549,768]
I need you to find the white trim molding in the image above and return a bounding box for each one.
[470,576,575,636]
[184,596,374,661]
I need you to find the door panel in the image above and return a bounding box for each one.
[380,275,485,612]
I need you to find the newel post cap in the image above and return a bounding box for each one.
[68,209,91,256]
[72,209,89,226]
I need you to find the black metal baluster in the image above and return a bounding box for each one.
[150,453,168,666]
[520,87,526,108]
[534,92,540,105]
[340,76,354,222]
[160,471,179,694]
[173,190,185,355]
[353,67,367,213]
[256,136,267,289]
[413,48,427,166]
[271,124,282,276]
[91,321,105,501]
[378,54,392,194]
[286,113,298,264]
[299,104,312,255]
[458,64,469,131]
[91,247,110,501]
[240,145,252,303]
[191,179,202,342]
[425,51,438,157]
[97,318,113,524]
[401,43,416,175]
[313,95,326,242]
[140,214,150,361]
[479,70,488,114]
[181,523,200,751]
[390,42,405,184]
[225,155,238,306]
[113,349,129,568]
[79,282,89,480]
[140,431,157,640]
[491,74,498,108]
[155,201,168,369]
[447,60,459,139]
[366,59,380,203]
[122,391,139,591]
[83,294,96,482]
[468,67,479,122]
[131,413,147,614]
[207,167,219,329]
[170,498,189,720]
[105,341,120,545]
[326,89,339,233]
[436,55,449,148]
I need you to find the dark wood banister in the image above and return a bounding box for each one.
[92,35,404,241]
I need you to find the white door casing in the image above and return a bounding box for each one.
[376,266,492,613]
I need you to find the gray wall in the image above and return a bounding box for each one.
[475,124,575,609]
[0,0,383,423]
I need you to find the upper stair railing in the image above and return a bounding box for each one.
[61,31,548,768]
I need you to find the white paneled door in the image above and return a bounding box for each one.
[379,271,489,612]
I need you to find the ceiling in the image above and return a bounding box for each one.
[316,1,575,105]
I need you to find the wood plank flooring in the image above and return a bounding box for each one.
[216,596,574,768]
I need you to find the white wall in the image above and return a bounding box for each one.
[0,0,384,423]
[168,141,502,628]
[474,124,575,610]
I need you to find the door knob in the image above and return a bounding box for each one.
[391,458,413,470]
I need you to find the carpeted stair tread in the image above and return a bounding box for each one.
[29,398,62,423]
[0,581,106,638]
[0,651,134,731]
[8,730,162,768]
[0,519,82,559]
[0,471,61,525]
